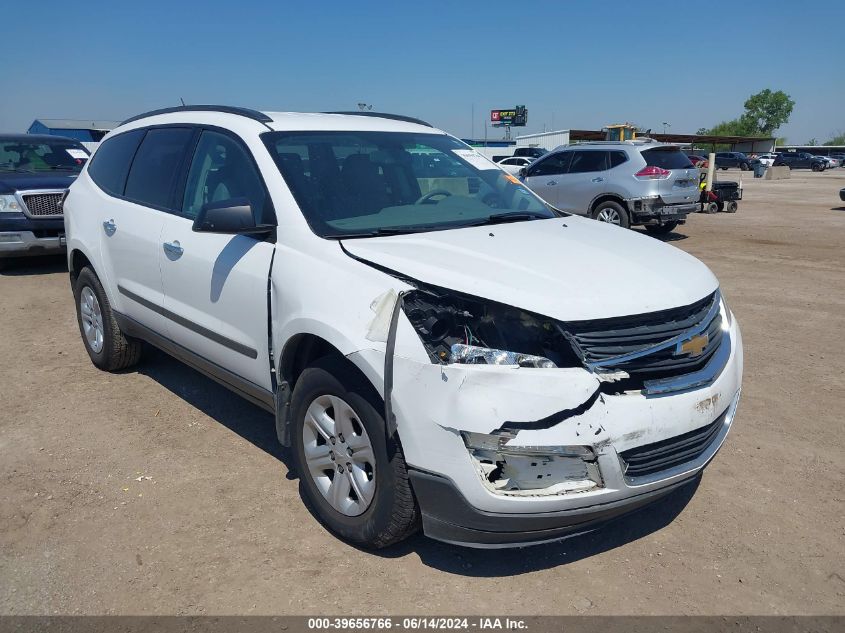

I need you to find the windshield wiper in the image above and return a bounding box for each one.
[467,211,551,227]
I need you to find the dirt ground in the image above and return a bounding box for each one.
[1,169,843,616]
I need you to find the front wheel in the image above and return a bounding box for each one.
[290,357,419,548]
[812,163,823,172]
[73,267,142,371]
[740,162,749,171]
[645,221,679,236]
[592,201,630,229]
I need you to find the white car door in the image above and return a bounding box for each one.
[158,129,276,392]
[98,127,195,333]
[522,152,570,207]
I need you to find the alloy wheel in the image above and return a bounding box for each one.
[79,286,104,353]
[301,394,376,516]
[596,208,622,225]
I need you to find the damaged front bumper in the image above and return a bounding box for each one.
[349,313,743,548]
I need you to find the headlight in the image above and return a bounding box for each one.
[0,194,23,214]
[402,288,581,368]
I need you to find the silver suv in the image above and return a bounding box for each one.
[521,140,699,234]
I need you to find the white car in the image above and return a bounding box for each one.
[64,106,743,549]
[755,153,777,167]
[496,156,533,175]
[818,156,840,169]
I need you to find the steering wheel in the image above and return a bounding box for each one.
[415,189,452,205]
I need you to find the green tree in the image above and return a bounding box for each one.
[807,138,818,146]
[742,89,795,136]
[824,130,845,145]
[700,89,795,138]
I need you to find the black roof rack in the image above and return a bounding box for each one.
[121,105,273,126]
[324,111,433,128]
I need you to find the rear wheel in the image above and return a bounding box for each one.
[740,162,749,171]
[812,163,823,172]
[725,201,738,213]
[705,201,720,214]
[73,267,142,371]
[645,221,678,236]
[290,357,419,548]
[592,201,630,229]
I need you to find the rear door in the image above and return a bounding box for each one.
[556,150,608,214]
[159,128,277,392]
[522,151,570,207]
[95,127,194,332]
[640,147,698,206]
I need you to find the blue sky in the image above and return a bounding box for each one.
[3,1,842,143]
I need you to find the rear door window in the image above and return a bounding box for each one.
[568,150,608,173]
[642,148,694,170]
[87,130,145,196]
[124,127,195,210]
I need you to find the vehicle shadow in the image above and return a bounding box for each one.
[0,255,67,276]
[831,206,845,212]
[632,229,688,243]
[135,347,700,575]
[135,347,294,473]
[383,477,700,576]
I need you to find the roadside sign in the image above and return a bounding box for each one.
[490,106,527,127]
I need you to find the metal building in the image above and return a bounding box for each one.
[27,119,119,149]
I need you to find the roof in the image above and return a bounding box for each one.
[118,106,438,134]
[568,129,774,145]
[32,119,120,131]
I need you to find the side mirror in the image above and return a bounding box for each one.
[192,198,272,235]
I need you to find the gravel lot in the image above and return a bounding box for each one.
[1,169,843,615]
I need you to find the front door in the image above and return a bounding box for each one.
[159,129,277,391]
[522,151,570,208]
[557,150,609,214]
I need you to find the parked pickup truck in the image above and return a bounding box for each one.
[0,134,89,268]
[65,106,743,549]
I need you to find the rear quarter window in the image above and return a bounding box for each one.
[642,148,694,170]
[87,129,145,196]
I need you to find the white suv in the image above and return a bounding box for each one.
[65,106,743,549]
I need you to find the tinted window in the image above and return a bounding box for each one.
[182,130,272,223]
[642,148,694,169]
[124,128,194,209]
[530,152,570,176]
[568,150,607,173]
[87,130,145,196]
[609,151,628,168]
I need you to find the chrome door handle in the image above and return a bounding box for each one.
[163,240,183,257]
[546,180,558,186]
[591,177,605,183]
[102,219,116,235]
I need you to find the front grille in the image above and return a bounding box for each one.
[22,193,63,217]
[563,292,722,380]
[619,408,727,478]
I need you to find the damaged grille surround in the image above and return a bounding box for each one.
[403,285,728,394]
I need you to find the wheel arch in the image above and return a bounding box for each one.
[69,248,94,283]
[590,193,629,214]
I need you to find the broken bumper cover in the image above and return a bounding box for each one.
[408,467,696,548]
[629,197,697,224]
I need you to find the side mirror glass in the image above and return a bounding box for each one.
[192,198,271,235]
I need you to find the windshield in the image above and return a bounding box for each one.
[0,138,88,172]
[262,131,554,238]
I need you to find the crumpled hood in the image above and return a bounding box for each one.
[0,171,78,194]
[342,216,719,321]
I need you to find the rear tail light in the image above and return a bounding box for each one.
[634,166,671,180]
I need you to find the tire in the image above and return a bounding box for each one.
[73,266,142,371]
[739,162,749,171]
[645,221,678,236]
[726,201,738,213]
[591,200,630,229]
[290,357,419,548]
[722,167,729,170]
[811,163,823,172]
[705,201,720,214]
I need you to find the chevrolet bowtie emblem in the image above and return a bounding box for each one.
[677,333,709,357]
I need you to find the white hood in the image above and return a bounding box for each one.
[342,216,719,321]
